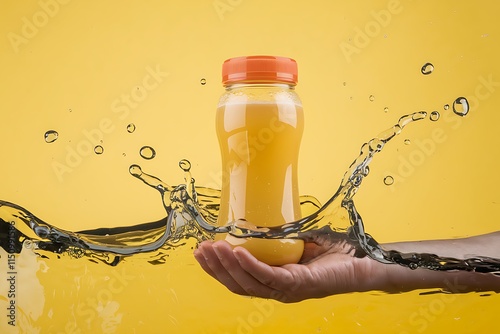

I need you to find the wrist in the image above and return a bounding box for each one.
[370,257,500,294]
[353,255,393,293]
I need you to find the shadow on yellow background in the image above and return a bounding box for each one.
[1,0,499,333]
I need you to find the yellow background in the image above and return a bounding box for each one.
[1,0,499,333]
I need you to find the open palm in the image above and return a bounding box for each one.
[194,229,385,303]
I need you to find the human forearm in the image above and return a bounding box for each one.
[375,232,500,293]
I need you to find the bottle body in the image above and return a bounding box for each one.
[216,84,304,265]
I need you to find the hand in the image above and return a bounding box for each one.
[193,229,388,303]
[194,230,500,302]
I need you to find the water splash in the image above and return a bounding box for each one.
[2,110,500,274]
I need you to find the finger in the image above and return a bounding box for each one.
[212,241,278,299]
[196,241,247,295]
[193,245,217,280]
[230,246,298,302]
[233,246,296,295]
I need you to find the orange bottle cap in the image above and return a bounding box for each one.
[222,55,298,86]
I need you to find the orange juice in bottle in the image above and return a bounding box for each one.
[216,55,304,265]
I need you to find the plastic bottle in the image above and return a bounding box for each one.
[215,55,304,265]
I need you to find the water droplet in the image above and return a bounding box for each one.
[122,153,126,157]
[444,104,450,110]
[24,240,33,249]
[421,62,434,75]
[409,262,418,270]
[353,175,363,187]
[452,97,469,117]
[413,111,427,121]
[94,145,104,155]
[179,159,191,172]
[404,139,411,145]
[369,139,384,151]
[383,107,389,113]
[369,95,375,102]
[342,82,347,86]
[68,108,72,112]
[127,123,136,133]
[200,78,207,85]
[383,176,394,186]
[129,164,143,177]
[44,130,58,143]
[429,111,440,121]
[140,146,156,160]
